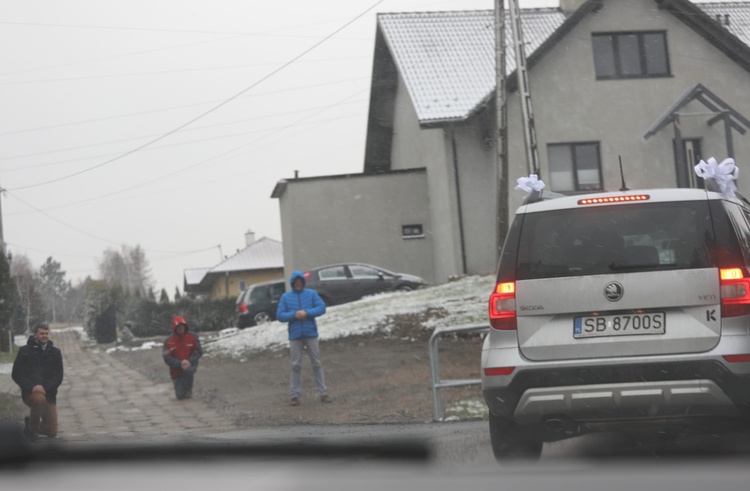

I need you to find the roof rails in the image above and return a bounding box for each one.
[523,189,567,205]
[704,178,750,206]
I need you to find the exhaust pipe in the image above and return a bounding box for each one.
[544,415,578,434]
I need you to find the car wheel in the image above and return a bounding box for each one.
[489,415,543,461]
[395,285,413,292]
[253,312,272,325]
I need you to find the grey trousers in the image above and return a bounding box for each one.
[290,337,327,398]
[173,366,197,400]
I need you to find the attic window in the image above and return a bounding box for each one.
[592,31,670,79]
[402,224,424,239]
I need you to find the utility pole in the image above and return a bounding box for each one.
[509,0,539,176]
[0,180,5,252]
[494,0,509,263]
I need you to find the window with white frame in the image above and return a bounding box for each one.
[548,142,603,193]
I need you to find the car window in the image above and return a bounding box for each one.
[515,201,714,280]
[349,265,382,279]
[269,283,286,300]
[249,286,269,301]
[319,266,347,280]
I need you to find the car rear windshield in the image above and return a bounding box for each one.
[514,201,720,280]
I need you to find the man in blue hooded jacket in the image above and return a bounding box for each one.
[276,270,332,406]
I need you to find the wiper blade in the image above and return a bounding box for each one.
[607,262,677,271]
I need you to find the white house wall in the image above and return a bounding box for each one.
[390,74,465,282]
[276,171,435,284]
[506,0,750,215]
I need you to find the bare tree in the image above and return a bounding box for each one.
[98,245,153,296]
[10,253,45,333]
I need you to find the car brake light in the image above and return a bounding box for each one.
[577,195,650,205]
[489,281,516,330]
[719,268,750,317]
[238,303,248,314]
[723,354,750,363]
[304,271,310,281]
[483,366,515,376]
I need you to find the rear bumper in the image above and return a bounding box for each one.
[483,359,750,421]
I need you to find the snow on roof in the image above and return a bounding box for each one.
[377,2,750,125]
[183,268,210,286]
[209,237,283,274]
[376,8,565,125]
[700,1,750,45]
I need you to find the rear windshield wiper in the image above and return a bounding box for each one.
[607,262,677,271]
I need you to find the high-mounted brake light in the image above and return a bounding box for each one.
[720,267,750,317]
[489,281,517,330]
[578,195,650,205]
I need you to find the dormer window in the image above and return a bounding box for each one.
[592,31,670,79]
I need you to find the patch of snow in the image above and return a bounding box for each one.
[104,275,494,360]
[205,274,493,359]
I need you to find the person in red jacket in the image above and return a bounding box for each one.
[162,315,202,400]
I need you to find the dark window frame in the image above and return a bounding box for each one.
[592,30,671,80]
[402,224,424,239]
[547,141,604,193]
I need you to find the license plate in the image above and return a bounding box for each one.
[574,312,666,338]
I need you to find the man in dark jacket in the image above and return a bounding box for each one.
[12,322,64,440]
[276,270,331,406]
[162,315,202,400]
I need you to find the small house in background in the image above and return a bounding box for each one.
[183,267,211,297]
[183,231,284,299]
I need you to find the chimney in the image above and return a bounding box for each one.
[560,0,586,14]
[245,230,256,246]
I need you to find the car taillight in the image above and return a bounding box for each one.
[238,303,248,314]
[720,267,750,317]
[489,281,516,330]
[304,271,310,281]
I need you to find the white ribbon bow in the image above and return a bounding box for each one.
[515,174,545,194]
[694,157,739,198]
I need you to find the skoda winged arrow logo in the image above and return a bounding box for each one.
[604,282,624,302]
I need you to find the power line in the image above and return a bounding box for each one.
[7,0,384,192]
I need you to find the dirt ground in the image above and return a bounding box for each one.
[112,322,486,427]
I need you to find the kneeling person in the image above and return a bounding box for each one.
[12,322,64,440]
[162,316,202,400]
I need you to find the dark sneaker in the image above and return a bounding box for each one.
[290,397,300,406]
[320,394,332,403]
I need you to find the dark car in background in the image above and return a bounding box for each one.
[303,262,426,306]
[236,279,286,328]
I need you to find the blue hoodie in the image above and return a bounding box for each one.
[276,270,327,340]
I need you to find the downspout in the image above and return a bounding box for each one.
[451,127,468,275]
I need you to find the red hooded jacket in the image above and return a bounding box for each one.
[162,317,203,380]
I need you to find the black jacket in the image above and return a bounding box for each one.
[12,336,64,404]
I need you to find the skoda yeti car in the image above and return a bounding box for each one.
[482,186,750,459]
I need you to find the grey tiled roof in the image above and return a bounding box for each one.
[699,1,750,45]
[378,8,565,124]
[377,2,750,125]
[209,237,283,274]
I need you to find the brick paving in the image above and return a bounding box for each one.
[1,329,237,442]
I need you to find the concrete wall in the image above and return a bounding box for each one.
[276,170,435,284]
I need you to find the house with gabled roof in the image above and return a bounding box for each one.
[273,0,750,285]
[183,231,284,299]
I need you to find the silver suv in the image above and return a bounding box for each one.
[482,186,750,459]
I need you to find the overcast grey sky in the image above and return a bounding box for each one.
[0,0,738,293]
